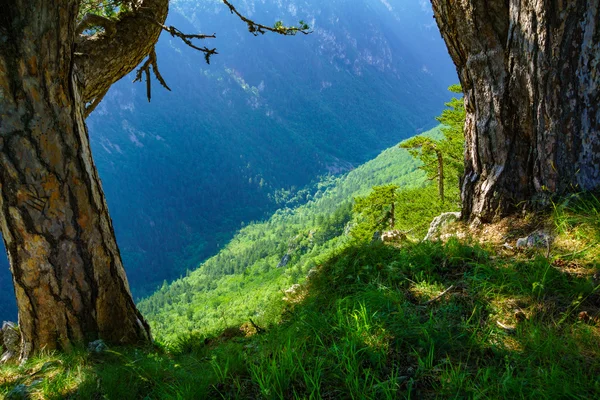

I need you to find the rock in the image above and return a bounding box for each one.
[1,322,21,363]
[371,230,382,243]
[6,384,29,400]
[87,339,108,354]
[381,230,406,242]
[277,254,291,268]
[503,242,514,250]
[306,267,318,280]
[283,284,304,303]
[424,212,461,241]
[578,311,591,322]
[516,231,552,249]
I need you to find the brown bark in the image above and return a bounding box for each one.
[76,0,169,104]
[435,149,444,203]
[431,0,600,222]
[0,0,169,360]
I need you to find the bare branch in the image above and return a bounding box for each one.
[222,0,312,36]
[420,285,454,305]
[76,13,117,37]
[84,88,109,118]
[142,17,219,64]
[133,48,172,102]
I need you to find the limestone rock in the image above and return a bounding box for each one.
[424,212,461,241]
[87,339,108,354]
[516,231,552,249]
[1,322,21,363]
[381,230,406,243]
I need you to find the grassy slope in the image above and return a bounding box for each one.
[138,128,445,341]
[1,194,598,399]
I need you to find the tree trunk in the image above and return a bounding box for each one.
[431,0,600,222]
[0,0,168,360]
[436,149,444,203]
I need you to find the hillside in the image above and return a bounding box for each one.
[1,191,598,399]
[0,1,456,321]
[138,126,459,341]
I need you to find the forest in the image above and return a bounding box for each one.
[0,0,599,399]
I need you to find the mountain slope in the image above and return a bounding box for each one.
[139,126,458,340]
[0,0,456,321]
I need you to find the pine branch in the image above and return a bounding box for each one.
[222,0,311,36]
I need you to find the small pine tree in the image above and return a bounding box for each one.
[351,184,399,241]
[400,85,465,203]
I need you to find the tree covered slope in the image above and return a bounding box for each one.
[139,125,458,340]
[0,1,456,321]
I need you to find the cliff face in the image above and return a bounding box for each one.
[431,0,600,221]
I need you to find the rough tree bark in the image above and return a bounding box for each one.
[431,0,600,222]
[0,0,169,360]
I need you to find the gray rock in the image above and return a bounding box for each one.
[516,231,552,249]
[277,254,291,268]
[6,379,42,400]
[424,212,461,241]
[87,339,108,354]
[306,267,318,280]
[371,231,382,243]
[6,384,29,400]
[1,321,21,363]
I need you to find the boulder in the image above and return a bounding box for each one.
[516,231,552,249]
[381,230,406,243]
[1,321,21,363]
[424,212,461,241]
[87,339,108,354]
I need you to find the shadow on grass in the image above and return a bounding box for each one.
[1,229,599,399]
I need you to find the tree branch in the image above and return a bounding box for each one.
[222,0,311,36]
[420,285,454,305]
[154,23,218,64]
[76,13,117,37]
[133,48,171,102]
[84,88,109,118]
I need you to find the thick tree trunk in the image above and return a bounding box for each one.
[0,0,169,360]
[431,0,600,222]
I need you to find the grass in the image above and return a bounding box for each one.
[1,193,599,399]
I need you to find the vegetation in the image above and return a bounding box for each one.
[137,123,441,341]
[400,84,465,202]
[3,87,598,399]
[1,192,598,399]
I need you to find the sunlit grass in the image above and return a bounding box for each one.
[1,193,599,398]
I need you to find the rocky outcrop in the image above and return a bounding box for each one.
[424,212,461,241]
[1,322,21,363]
[516,231,553,250]
[381,230,407,243]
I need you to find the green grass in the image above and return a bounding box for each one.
[2,192,599,399]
